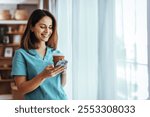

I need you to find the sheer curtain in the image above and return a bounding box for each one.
[115,0,148,99]
[57,0,98,99]
[71,0,98,99]
[98,0,148,100]
[98,0,117,99]
[56,0,149,100]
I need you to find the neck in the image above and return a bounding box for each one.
[37,42,46,50]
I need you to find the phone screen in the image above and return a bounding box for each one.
[56,60,68,67]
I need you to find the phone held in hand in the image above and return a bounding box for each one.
[55,60,68,67]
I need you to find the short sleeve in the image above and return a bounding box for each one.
[11,50,27,76]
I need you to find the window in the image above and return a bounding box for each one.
[115,0,148,99]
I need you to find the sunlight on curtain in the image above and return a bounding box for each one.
[98,0,148,99]
[57,0,73,99]
[115,0,148,99]
[71,0,98,99]
[56,0,148,99]
[98,0,117,99]
[57,0,98,99]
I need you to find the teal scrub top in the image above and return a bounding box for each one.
[11,47,67,100]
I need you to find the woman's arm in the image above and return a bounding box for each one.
[14,73,45,95]
[61,71,67,86]
[61,64,67,86]
[14,65,66,95]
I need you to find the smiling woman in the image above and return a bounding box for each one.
[11,9,68,100]
[31,16,53,43]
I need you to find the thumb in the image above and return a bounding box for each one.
[47,65,54,69]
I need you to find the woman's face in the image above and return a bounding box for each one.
[31,16,53,42]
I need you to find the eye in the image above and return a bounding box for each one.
[40,26,46,29]
[49,26,53,30]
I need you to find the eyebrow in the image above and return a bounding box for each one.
[39,22,52,26]
[39,23,52,26]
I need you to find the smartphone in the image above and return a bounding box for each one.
[55,60,68,67]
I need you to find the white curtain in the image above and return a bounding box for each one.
[98,0,148,100]
[98,0,117,99]
[56,0,149,100]
[57,0,98,99]
[71,0,98,99]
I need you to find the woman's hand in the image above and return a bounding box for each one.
[13,65,67,95]
[40,65,67,79]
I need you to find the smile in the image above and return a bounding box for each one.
[41,34,50,38]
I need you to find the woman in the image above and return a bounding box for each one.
[11,9,67,100]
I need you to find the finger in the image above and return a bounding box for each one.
[50,66,66,76]
[54,67,65,74]
[54,66,63,71]
[49,65,54,68]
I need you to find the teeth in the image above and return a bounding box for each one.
[42,34,49,38]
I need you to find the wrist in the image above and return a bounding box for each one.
[38,73,45,81]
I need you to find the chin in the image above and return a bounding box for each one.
[41,38,49,42]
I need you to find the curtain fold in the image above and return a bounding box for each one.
[56,0,148,100]
[71,0,99,99]
[57,0,73,99]
[98,0,117,99]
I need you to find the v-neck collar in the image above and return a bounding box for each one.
[37,47,47,60]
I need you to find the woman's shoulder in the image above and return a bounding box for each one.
[13,48,27,60]
[15,48,27,54]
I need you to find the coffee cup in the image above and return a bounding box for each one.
[53,55,64,66]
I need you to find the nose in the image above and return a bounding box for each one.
[44,27,49,33]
